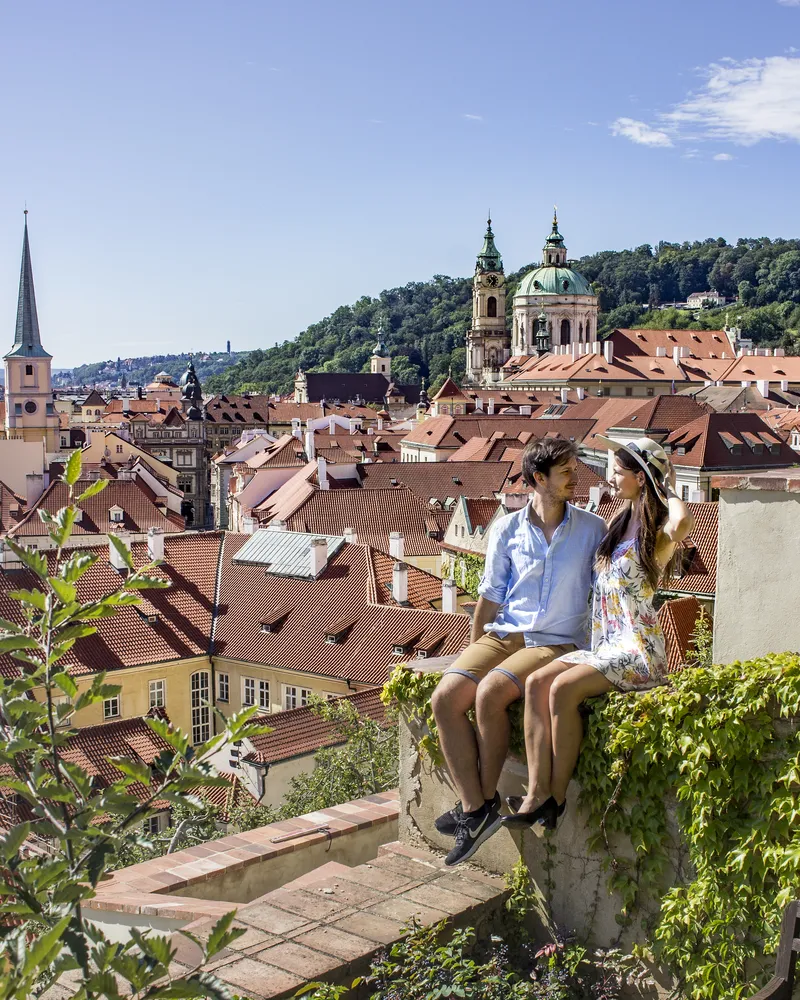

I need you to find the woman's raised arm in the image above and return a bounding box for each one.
[655,460,696,566]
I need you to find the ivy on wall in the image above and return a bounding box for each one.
[382,652,800,1000]
[441,551,486,601]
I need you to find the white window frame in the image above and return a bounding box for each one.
[217,672,229,702]
[190,671,210,745]
[149,679,166,709]
[103,696,121,720]
[258,680,270,710]
[283,685,311,711]
[53,695,74,728]
[144,813,165,836]
[243,677,256,707]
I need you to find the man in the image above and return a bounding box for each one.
[430,437,606,866]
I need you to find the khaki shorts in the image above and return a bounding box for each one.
[444,632,576,697]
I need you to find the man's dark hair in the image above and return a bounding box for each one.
[521,436,578,486]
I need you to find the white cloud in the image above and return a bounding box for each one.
[610,117,673,147]
[665,56,800,144]
[682,149,701,158]
[462,113,483,121]
[777,0,800,7]
[713,152,734,160]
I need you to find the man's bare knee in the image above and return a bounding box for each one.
[431,674,477,722]
[475,671,520,716]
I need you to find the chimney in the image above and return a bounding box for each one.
[310,537,328,577]
[26,474,44,508]
[268,519,287,530]
[741,381,751,388]
[392,561,408,603]
[441,577,457,614]
[519,404,531,415]
[603,341,614,364]
[576,387,585,400]
[781,380,789,392]
[656,346,667,358]
[588,485,602,507]
[560,388,569,404]
[774,348,786,357]
[757,380,770,398]
[317,455,329,489]
[304,429,316,460]
[147,527,165,561]
[681,346,691,358]
[673,346,681,366]
[329,417,336,435]
[498,492,528,510]
[349,418,358,434]
[389,531,404,560]
[241,516,257,534]
[108,532,131,573]
[377,416,384,431]
[487,397,495,415]
[122,397,130,414]
[343,527,357,544]
[689,489,706,502]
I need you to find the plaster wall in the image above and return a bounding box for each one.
[0,438,46,494]
[714,488,800,663]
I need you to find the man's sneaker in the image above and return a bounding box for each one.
[435,792,500,836]
[444,798,503,867]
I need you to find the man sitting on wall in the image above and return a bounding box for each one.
[431,436,605,866]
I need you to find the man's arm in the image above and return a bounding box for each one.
[470,596,501,644]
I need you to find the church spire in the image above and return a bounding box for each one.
[475,216,503,274]
[542,206,567,265]
[5,212,51,359]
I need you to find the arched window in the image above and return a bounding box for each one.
[190,671,210,745]
[586,318,592,340]
[487,296,497,318]
[560,319,571,345]
[578,323,583,342]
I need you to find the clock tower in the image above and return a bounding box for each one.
[465,218,509,383]
[3,213,59,452]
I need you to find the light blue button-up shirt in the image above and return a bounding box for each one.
[477,502,607,648]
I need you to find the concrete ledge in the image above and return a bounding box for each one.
[712,469,800,492]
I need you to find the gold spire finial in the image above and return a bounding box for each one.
[553,205,558,227]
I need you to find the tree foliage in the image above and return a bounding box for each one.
[0,451,269,999]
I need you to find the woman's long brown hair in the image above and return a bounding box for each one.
[595,449,678,591]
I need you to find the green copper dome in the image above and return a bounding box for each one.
[515,265,594,298]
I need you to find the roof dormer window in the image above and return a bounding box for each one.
[108,506,124,523]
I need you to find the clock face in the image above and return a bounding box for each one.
[486,274,499,287]
[24,401,37,414]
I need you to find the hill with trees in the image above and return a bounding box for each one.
[69,237,800,396]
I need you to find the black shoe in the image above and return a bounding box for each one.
[434,802,462,835]
[435,792,500,837]
[444,799,503,867]
[506,794,523,814]
[501,796,557,830]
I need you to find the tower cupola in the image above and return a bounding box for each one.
[542,208,568,267]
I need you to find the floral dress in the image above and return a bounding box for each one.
[559,537,667,691]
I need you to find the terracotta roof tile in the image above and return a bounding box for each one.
[0,481,26,535]
[357,461,512,500]
[658,596,702,673]
[666,412,799,468]
[403,416,595,449]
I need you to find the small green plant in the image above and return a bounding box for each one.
[687,606,713,670]
[0,450,269,999]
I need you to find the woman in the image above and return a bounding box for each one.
[503,436,695,833]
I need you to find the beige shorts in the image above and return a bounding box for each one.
[444,632,576,697]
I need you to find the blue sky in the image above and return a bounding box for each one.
[1,0,799,367]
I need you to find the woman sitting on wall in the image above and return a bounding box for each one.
[502,436,695,833]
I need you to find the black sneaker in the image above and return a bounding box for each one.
[444,798,503,867]
[435,792,499,836]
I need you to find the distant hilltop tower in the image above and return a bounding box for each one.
[226,339,231,354]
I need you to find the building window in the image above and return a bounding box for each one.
[190,670,210,745]
[25,364,33,375]
[258,680,270,710]
[149,679,165,709]
[681,485,690,501]
[243,677,255,706]
[625,387,633,397]
[646,387,655,397]
[176,450,192,466]
[109,507,124,523]
[218,672,229,702]
[144,814,164,836]
[116,444,123,453]
[53,695,74,728]
[104,696,121,720]
[24,400,37,414]
[178,476,192,493]
[283,685,311,711]
[487,296,497,318]
[560,319,571,345]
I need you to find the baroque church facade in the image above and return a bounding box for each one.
[465,212,599,384]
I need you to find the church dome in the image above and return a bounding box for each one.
[515,265,594,298]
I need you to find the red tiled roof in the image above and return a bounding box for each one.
[204,394,271,425]
[610,328,732,359]
[432,377,468,400]
[8,478,184,537]
[214,536,470,686]
[369,547,456,608]
[608,394,712,435]
[663,502,718,596]
[666,412,800,468]
[402,416,595,448]
[464,499,501,532]
[356,461,512,500]
[0,534,221,678]
[0,481,26,535]
[243,689,388,764]
[657,596,702,673]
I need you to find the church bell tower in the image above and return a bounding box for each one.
[3,213,59,452]
[465,218,509,383]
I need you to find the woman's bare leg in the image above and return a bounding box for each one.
[517,659,574,813]
[549,663,613,804]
